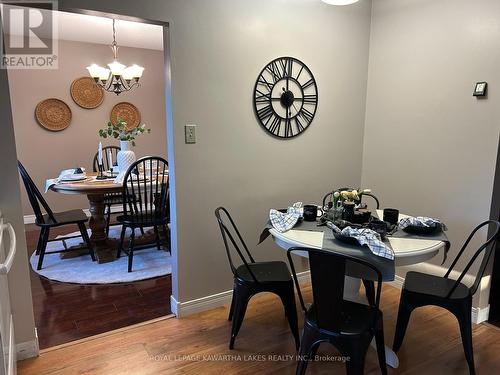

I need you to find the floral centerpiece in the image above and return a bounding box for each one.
[98,118,150,147]
[333,188,372,208]
[331,188,372,222]
[98,118,151,178]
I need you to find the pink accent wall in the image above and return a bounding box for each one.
[8,39,166,216]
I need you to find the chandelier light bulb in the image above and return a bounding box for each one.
[98,67,111,81]
[122,66,135,81]
[86,64,102,79]
[108,60,126,76]
[130,64,145,79]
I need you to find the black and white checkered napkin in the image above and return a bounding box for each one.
[269,202,303,233]
[399,216,447,230]
[334,224,394,260]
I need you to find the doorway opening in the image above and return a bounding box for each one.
[5,5,174,349]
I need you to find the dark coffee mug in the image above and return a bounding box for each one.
[303,205,323,222]
[383,208,400,225]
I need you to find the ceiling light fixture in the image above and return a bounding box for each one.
[321,0,360,5]
[87,19,144,95]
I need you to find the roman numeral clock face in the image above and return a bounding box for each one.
[253,57,318,138]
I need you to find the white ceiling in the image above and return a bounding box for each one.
[3,8,164,51]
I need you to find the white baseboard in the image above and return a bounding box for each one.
[388,274,405,289]
[472,305,490,324]
[171,271,311,318]
[24,206,123,224]
[16,339,39,360]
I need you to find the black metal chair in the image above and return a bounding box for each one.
[287,247,387,375]
[18,161,96,270]
[214,207,300,350]
[93,145,122,235]
[117,156,170,272]
[392,220,500,375]
[322,188,380,210]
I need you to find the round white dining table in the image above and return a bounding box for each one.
[269,209,446,369]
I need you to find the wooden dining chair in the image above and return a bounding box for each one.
[287,247,387,375]
[92,145,122,235]
[214,207,300,350]
[18,161,96,270]
[392,220,500,375]
[116,156,170,272]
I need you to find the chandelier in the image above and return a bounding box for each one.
[86,19,144,95]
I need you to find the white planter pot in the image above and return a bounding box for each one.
[117,140,136,174]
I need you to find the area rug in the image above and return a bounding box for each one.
[29,225,172,284]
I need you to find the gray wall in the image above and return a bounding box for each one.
[361,0,500,307]
[60,0,373,302]
[8,39,166,216]
[0,20,37,349]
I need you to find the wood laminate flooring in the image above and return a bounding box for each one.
[25,223,172,349]
[19,283,500,374]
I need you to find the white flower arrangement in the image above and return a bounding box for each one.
[333,188,372,207]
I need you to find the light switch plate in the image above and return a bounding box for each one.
[185,124,196,144]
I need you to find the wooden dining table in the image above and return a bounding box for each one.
[50,172,123,263]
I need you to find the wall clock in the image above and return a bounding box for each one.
[253,57,318,138]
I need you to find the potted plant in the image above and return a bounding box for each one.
[98,118,150,174]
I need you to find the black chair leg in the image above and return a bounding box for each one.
[128,230,135,272]
[392,292,414,353]
[229,286,251,350]
[296,324,318,375]
[279,286,300,350]
[117,226,126,258]
[78,222,96,261]
[228,289,235,321]
[374,314,388,375]
[362,279,375,306]
[35,228,45,255]
[36,227,50,270]
[454,300,475,375]
[344,338,371,375]
[154,225,161,250]
[139,226,145,236]
[162,224,171,253]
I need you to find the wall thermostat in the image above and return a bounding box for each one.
[473,82,487,97]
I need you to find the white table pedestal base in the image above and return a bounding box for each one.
[344,276,399,369]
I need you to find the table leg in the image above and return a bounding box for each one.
[343,276,400,369]
[87,194,117,263]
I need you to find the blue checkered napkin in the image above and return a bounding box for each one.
[399,216,447,230]
[269,202,303,233]
[342,227,395,260]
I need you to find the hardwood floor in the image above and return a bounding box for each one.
[25,223,172,349]
[18,284,500,375]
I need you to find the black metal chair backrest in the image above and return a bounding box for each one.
[122,156,169,223]
[444,220,500,297]
[215,207,258,283]
[322,187,380,210]
[93,145,120,172]
[18,161,56,225]
[287,247,383,333]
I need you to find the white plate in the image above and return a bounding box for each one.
[60,175,87,182]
